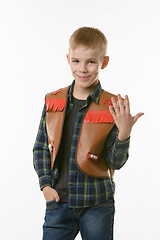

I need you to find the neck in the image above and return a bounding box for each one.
[73,81,98,100]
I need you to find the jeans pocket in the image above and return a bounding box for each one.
[46,199,58,210]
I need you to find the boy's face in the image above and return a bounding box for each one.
[67,45,109,92]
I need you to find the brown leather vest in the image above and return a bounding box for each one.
[45,86,117,179]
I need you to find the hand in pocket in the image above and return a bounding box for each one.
[43,186,60,202]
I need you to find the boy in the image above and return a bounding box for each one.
[33,27,143,240]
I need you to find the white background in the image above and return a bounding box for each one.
[0,0,160,239]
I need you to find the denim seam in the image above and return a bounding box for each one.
[109,205,115,240]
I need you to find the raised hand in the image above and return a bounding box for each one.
[109,94,144,142]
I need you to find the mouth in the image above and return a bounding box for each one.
[77,75,91,80]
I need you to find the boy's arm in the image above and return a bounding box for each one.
[103,125,130,170]
[33,104,61,202]
[33,104,52,190]
[104,94,144,170]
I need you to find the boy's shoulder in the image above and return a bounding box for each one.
[100,89,117,105]
[45,86,70,99]
[102,89,117,98]
[45,86,70,112]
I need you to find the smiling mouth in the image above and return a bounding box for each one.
[77,75,90,79]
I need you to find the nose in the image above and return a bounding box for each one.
[79,63,88,73]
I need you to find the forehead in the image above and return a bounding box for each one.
[70,45,101,59]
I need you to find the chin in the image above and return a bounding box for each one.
[81,81,97,90]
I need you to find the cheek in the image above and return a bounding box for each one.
[70,63,79,72]
[90,65,99,74]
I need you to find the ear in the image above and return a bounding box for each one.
[101,56,109,69]
[66,54,70,65]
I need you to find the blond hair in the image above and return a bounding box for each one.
[69,27,108,57]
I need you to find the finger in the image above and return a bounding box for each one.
[109,105,116,119]
[133,112,144,124]
[111,97,119,113]
[125,95,130,114]
[117,94,125,113]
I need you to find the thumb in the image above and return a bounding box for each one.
[133,112,144,124]
[52,189,60,202]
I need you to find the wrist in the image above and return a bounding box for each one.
[42,185,52,192]
[118,133,130,142]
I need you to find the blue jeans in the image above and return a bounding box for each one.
[43,198,115,240]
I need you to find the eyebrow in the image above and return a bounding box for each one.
[71,57,97,61]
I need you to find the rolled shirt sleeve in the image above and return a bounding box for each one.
[103,125,130,170]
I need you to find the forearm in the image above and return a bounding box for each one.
[33,104,52,190]
[107,137,130,169]
[33,148,52,190]
[104,125,130,170]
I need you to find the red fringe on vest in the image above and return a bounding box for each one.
[84,110,114,123]
[46,99,66,112]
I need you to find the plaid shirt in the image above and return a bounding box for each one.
[33,81,130,208]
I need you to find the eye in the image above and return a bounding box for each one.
[72,60,79,63]
[88,60,96,64]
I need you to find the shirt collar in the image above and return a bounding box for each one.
[68,80,102,104]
